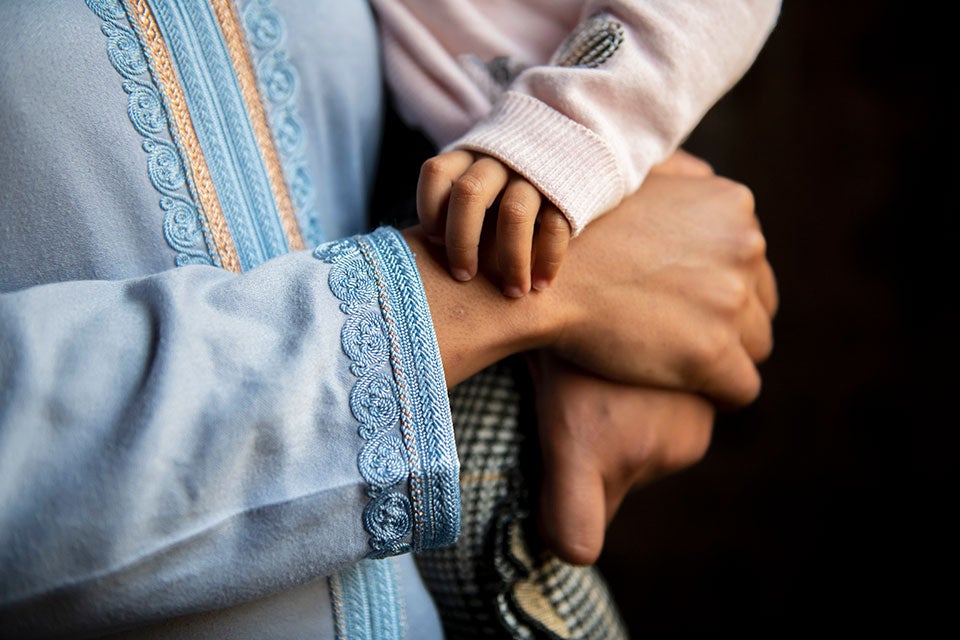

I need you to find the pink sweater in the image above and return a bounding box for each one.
[372,0,781,234]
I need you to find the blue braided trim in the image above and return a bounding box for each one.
[329,559,404,640]
[85,0,218,268]
[149,0,290,269]
[315,228,459,556]
[238,0,324,245]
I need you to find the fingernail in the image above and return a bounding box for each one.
[532,279,550,292]
[504,285,524,298]
[452,268,472,282]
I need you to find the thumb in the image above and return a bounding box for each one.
[538,440,606,566]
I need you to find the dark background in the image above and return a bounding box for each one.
[374,2,951,634]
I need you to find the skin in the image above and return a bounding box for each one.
[529,351,716,566]
[417,150,572,296]
[404,151,778,563]
[403,156,777,403]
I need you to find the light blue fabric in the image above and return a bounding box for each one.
[0,1,451,638]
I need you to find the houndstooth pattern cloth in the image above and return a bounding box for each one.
[416,359,629,640]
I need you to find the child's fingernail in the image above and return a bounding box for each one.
[504,285,524,298]
[532,279,550,291]
[452,268,472,282]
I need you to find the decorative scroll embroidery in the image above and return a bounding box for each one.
[241,0,324,245]
[315,228,459,557]
[329,558,405,640]
[209,0,304,253]
[316,236,412,557]
[86,0,218,267]
[552,13,625,69]
[148,0,292,270]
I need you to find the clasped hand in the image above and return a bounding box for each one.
[406,150,778,565]
[531,151,778,564]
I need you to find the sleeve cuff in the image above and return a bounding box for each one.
[446,91,626,236]
[313,227,459,557]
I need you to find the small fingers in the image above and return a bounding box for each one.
[446,157,510,280]
[497,178,542,297]
[417,151,475,242]
[531,205,571,291]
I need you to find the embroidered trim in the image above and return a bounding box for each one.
[87,0,222,268]
[315,228,459,556]
[551,13,625,69]
[148,0,292,269]
[240,0,324,245]
[209,0,304,252]
[124,0,241,272]
[329,559,404,640]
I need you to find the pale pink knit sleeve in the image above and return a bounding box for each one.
[372,0,781,235]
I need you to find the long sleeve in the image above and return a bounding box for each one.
[0,229,458,637]
[374,0,781,234]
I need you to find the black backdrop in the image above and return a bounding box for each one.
[371,2,950,633]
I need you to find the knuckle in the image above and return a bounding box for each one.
[557,537,601,567]
[499,199,531,228]
[738,229,767,261]
[446,239,478,254]
[737,370,762,405]
[724,276,751,313]
[695,328,730,369]
[452,173,485,201]
[663,430,712,472]
[729,181,756,212]
[540,211,571,237]
[753,327,774,363]
[621,434,657,473]
[419,156,447,181]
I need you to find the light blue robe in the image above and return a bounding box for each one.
[0,1,456,638]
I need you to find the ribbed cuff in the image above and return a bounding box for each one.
[314,227,460,556]
[447,91,625,235]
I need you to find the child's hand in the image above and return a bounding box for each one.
[417,150,572,297]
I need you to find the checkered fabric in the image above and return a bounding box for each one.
[416,359,629,640]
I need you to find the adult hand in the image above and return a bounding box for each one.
[406,153,778,407]
[528,351,714,566]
